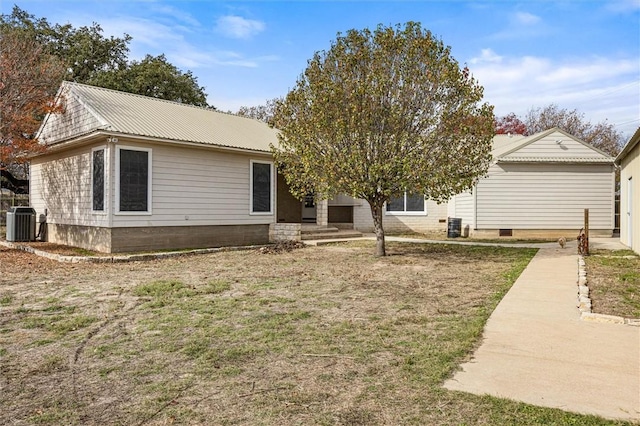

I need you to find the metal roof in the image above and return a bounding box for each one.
[59,81,279,152]
[491,128,613,164]
[498,157,614,163]
[616,127,640,164]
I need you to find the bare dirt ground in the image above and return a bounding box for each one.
[0,242,625,425]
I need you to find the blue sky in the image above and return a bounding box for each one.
[4,0,639,137]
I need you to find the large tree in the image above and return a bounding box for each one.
[0,6,130,84]
[237,97,281,123]
[524,104,623,156]
[494,105,624,156]
[1,6,210,107]
[0,30,66,171]
[91,54,209,107]
[494,112,527,135]
[273,22,494,256]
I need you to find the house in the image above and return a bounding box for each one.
[31,83,617,252]
[31,82,282,253]
[446,128,616,238]
[616,128,640,254]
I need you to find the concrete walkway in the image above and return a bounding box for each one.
[444,244,640,421]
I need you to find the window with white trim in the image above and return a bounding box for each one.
[91,147,105,212]
[116,146,152,214]
[250,160,273,214]
[386,192,426,215]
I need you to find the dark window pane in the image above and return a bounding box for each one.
[387,195,405,212]
[119,149,148,212]
[406,193,424,211]
[252,162,271,213]
[92,149,104,211]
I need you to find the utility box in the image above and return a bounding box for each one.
[6,207,36,242]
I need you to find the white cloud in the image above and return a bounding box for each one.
[514,12,541,25]
[468,50,640,135]
[488,11,548,41]
[98,16,272,70]
[469,48,503,64]
[215,15,266,39]
[605,0,640,13]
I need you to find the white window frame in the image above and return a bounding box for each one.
[385,192,428,216]
[249,160,274,215]
[115,145,152,215]
[91,146,107,214]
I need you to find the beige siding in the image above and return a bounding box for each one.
[353,200,447,233]
[111,141,274,227]
[31,139,275,230]
[38,90,104,144]
[475,163,614,230]
[502,131,609,160]
[448,191,475,229]
[30,144,110,228]
[619,142,640,254]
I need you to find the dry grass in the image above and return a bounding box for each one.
[0,242,629,425]
[585,250,640,319]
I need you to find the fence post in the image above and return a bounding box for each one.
[584,208,589,255]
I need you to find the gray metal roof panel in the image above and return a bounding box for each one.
[63,82,279,152]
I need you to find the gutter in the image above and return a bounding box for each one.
[35,130,273,157]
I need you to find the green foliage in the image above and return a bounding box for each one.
[0,6,130,84]
[237,97,281,122]
[0,6,210,108]
[90,54,209,107]
[272,22,494,255]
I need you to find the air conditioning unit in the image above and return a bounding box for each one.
[6,206,36,242]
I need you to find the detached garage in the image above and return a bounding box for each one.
[448,128,616,238]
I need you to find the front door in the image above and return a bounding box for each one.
[302,194,317,222]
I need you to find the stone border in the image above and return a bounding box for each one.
[577,255,640,326]
[0,240,265,263]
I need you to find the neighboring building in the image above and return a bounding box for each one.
[351,128,616,238]
[616,128,640,254]
[32,82,281,252]
[448,128,615,238]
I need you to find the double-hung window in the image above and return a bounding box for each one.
[250,160,273,214]
[386,192,426,215]
[116,146,152,214]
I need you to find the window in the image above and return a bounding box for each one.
[92,148,105,211]
[116,147,152,213]
[250,160,273,214]
[386,192,426,215]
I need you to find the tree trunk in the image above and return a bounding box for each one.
[369,200,386,257]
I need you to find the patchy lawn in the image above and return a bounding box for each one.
[0,242,629,425]
[585,250,640,319]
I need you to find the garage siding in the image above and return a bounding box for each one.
[475,163,614,230]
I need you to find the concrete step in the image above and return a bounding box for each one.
[301,226,340,234]
[301,230,363,241]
